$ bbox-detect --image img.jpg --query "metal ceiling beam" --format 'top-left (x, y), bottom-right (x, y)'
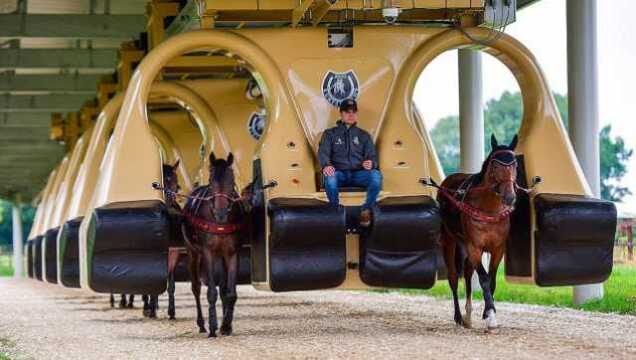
top-left (0, 73), bottom-right (101, 94)
top-left (0, 94), bottom-right (91, 112)
top-left (0, 14), bottom-right (146, 38)
top-left (0, 113), bottom-right (51, 126)
top-left (0, 48), bottom-right (118, 69)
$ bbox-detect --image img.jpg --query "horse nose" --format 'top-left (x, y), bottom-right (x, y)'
top-left (504, 195), bottom-right (516, 206)
top-left (214, 208), bottom-right (229, 223)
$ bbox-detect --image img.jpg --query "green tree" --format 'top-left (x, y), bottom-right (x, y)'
top-left (430, 91), bottom-right (632, 201)
top-left (600, 125), bottom-right (633, 201)
top-left (0, 200), bottom-right (36, 250)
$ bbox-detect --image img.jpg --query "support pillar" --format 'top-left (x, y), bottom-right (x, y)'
top-left (12, 203), bottom-right (23, 278)
top-left (458, 49), bottom-right (484, 173)
top-left (458, 49), bottom-right (485, 291)
top-left (567, 0), bottom-right (603, 305)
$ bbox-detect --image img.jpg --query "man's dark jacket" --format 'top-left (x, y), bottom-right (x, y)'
top-left (318, 121), bottom-right (378, 171)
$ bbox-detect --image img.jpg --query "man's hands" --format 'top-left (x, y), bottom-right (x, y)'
top-left (323, 165), bottom-right (336, 177)
top-left (324, 161), bottom-right (372, 175)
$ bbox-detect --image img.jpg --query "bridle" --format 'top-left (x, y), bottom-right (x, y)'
top-left (421, 150), bottom-right (536, 223)
top-left (152, 182), bottom-right (245, 235)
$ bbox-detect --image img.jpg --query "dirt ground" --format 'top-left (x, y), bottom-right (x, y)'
top-left (1, 278), bottom-right (635, 360)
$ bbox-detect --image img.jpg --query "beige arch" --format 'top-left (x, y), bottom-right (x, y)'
top-left (40, 157), bottom-right (70, 234)
top-left (77, 81), bottom-right (229, 290)
top-left (67, 81), bottom-right (223, 223)
top-left (149, 119), bottom-right (193, 193)
top-left (91, 30), bottom-right (304, 207)
top-left (28, 168), bottom-right (58, 239)
top-left (50, 126), bottom-right (94, 231)
top-left (387, 27), bottom-right (590, 197)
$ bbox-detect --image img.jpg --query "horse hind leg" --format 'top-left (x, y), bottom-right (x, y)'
top-left (442, 234), bottom-right (463, 326)
top-left (190, 255), bottom-right (206, 333)
top-left (462, 260), bottom-right (474, 329)
top-left (119, 294), bottom-right (127, 308)
top-left (167, 250), bottom-right (180, 320)
top-left (109, 294), bottom-right (115, 308)
top-left (127, 294), bottom-right (135, 308)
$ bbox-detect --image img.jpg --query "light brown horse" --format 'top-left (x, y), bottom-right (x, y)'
top-left (181, 152), bottom-right (249, 338)
top-left (438, 134), bottom-right (519, 330)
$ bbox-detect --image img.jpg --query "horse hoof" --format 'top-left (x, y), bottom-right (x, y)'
top-left (148, 312), bottom-right (157, 319)
top-left (485, 309), bottom-right (498, 330)
top-left (462, 317), bottom-right (472, 329)
top-left (198, 327), bottom-right (207, 333)
top-left (453, 314), bottom-right (464, 327)
top-left (220, 325), bottom-right (232, 336)
top-left (127, 304), bottom-right (134, 309)
top-left (169, 316), bottom-right (176, 321)
top-left (208, 331), bottom-right (217, 338)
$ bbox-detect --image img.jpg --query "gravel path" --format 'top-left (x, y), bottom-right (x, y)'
top-left (1, 278), bottom-right (635, 360)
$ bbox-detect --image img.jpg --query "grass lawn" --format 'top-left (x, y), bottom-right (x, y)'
top-left (0, 255), bottom-right (13, 277)
top-left (399, 264), bottom-right (636, 315)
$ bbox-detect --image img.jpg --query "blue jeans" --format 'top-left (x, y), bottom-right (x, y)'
top-left (324, 169), bottom-right (382, 209)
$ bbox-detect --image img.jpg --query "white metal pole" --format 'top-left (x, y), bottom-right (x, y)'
top-left (567, 0), bottom-right (604, 305)
top-left (458, 49), bottom-right (485, 291)
top-left (12, 203), bottom-right (23, 278)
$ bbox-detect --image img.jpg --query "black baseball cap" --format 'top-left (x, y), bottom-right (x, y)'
top-left (339, 98), bottom-right (358, 112)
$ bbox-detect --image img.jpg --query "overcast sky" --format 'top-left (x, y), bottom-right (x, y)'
top-left (413, 0), bottom-right (636, 212)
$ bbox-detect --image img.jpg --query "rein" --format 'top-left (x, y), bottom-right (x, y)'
top-left (153, 182), bottom-right (245, 235)
top-left (420, 150), bottom-right (536, 223)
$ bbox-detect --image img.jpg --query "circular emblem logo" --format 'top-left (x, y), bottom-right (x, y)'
top-left (247, 111), bottom-right (266, 140)
top-left (321, 70), bottom-right (359, 107)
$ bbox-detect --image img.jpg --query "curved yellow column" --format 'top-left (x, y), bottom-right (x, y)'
top-left (28, 168), bottom-right (58, 239)
top-left (391, 27), bottom-right (589, 196)
top-left (149, 120), bottom-right (193, 193)
top-left (94, 30), bottom-right (301, 206)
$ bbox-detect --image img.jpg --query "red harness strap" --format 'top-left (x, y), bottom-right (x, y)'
top-left (436, 187), bottom-right (514, 223)
top-left (183, 213), bottom-right (243, 235)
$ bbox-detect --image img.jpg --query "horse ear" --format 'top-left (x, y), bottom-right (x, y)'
top-left (509, 135), bottom-right (519, 150)
top-left (227, 152), bottom-right (234, 166)
top-left (490, 134), bottom-right (499, 149)
top-left (209, 152), bottom-right (216, 163)
top-left (173, 159), bottom-right (180, 170)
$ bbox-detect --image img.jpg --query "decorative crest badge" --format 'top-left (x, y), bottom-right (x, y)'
top-left (321, 70), bottom-right (359, 107)
top-left (247, 111), bottom-right (266, 140)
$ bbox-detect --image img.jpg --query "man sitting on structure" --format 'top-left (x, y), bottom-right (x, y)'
top-left (318, 99), bottom-right (382, 227)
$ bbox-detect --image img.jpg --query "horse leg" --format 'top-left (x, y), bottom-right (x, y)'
top-left (167, 249), bottom-right (179, 320)
top-left (217, 258), bottom-right (228, 324)
top-left (148, 295), bottom-right (158, 318)
top-left (109, 294), bottom-right (115, 308)
top-left (220, 253), bottom-right (238, 336)
top-left (203, 250), bottom-right (219, 338)
top-left (142, 294), bottom-right (150, 317)
top-left (462, 260), bottom-right (475, 329)
top-left (189, 254), bottom-right (206, 333)
top-left (127, 294), bottom-right (135, 308)
top-left (475, 263), bottom-right (497, 329)
top-left (488, 246), bottom-right (505, 297)
top-left (441, 233), bottom-right (463, 326)
top-left (119, 294), bottom-right (127, 308)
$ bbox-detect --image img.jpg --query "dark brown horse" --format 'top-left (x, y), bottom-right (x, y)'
top-left (438, 134), bottom-right (519, 330)
top-left (144, 161), bottom-right (187, 319)
top-left (181, 152), bottom-right (248, 338)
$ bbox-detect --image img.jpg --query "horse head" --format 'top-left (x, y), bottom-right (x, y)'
top-left (483, 134), bottom-right (519, 207)
top-left (208, 152), bottom-right (236, 224)
top-left (162, 160), bottom-right (181, 205)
